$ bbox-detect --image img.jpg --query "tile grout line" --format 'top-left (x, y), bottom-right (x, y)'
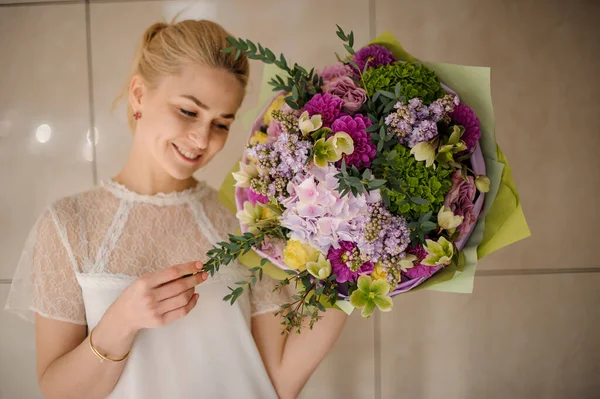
top-left (85, 0), bottom-right (99, 186)
top-left (0, 0), bottom-right (179, 6)
top-left (0, 0), bottom-right (82, 7)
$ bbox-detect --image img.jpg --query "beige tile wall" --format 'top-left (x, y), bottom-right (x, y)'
top-left (0, 0), bottom-right (598, 398)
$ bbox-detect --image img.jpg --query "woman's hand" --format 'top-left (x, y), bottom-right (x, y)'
top-left (109, 261), bottom-right (208, 335)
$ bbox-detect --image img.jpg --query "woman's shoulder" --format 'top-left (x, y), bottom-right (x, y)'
top-left (42, 185), bottom-right (117, 225)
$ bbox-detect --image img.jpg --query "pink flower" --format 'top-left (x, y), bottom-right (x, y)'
top-left (303, 93), bottom-right (344, 127)
top-left (327, 240), bottom-right (374, 283)
top-left (318, 62), bottom-right (352, 83)
top-left (248, 188), bottom-right (268, 205)
top-left (403, 245), bottom-right (439, 279)
top-left (444, 170), bottom-right (477, 239)
top-left (267, 121), bottom-right (284, 141)
top-left (324, 76), bottom-right (367, 114)
top-left (450, 103), bottom-right (481, 153)
top-left (331, 115), bottom-right (376, 169)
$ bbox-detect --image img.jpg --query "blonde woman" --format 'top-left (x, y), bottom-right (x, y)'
top-left (5, 20), bottom-right (347, 399)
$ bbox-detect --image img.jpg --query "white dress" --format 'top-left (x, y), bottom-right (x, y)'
top-left (5, 180), bottom-right (289, 399)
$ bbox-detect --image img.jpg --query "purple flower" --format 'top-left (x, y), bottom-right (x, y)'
top-left (450, 102), bottom-right (481, 153)
top-left (385, 95), bottom-right (459, 148)
top-left (248, 188), bottom-right (269, 205)
top-left (351, 44), bottom-right (396, 74)
top-left (327, 241), bottom-right (374, 283)
top-left (323, 76), bottom-right (367, 114)
top-left (303, 93), bottom-right (344, 127)
top-left (318, 62), bottom-right (352, 83)
top-left (444, 170), bottom-right (477, 239)
top-left (403, 245), bottom-right (438, 279)
top-left (355, 201), bottom-right (410, 288)
top-left (331, 115), bottom-right (376, 169)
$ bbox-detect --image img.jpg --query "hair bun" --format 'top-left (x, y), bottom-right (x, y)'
top-left (143, 22), bottom-right (168, 47)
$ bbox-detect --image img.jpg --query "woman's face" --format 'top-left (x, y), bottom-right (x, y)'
top-left (131, 64), bottom-right (245, 180)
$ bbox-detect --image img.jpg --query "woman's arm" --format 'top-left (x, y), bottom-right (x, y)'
top-left (36, 308), bottom-right (135, 399)
top-left (36, 261), bottom-right (206, 399)
top-left (252, 309), bottom-right (348, 399)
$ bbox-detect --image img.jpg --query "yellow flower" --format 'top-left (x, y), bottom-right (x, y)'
top-left (263, 95), bottom-right (286, 125)
top-left (250, 131), bottom-right (269, 145)
top-left (371, 263), bottom-right (388, 281)
top-left (282, 240), bottom-right (320, 271)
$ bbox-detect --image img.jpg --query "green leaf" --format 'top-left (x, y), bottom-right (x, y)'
top-left (226, 36), bottom-right (239, 47)
top-left (292, 85), bottom-right (299, 100)
top-left (221, 47), bottom-right (235, 54)
top-left (246, 40), bottom-right (257, 53)
top-left (410, 196), bottom-right (429, 205)
top-left (384, 101), bottom-right (396, 114)
top-left (380, 91), bottom-right (396, 100)
top-left (344, 44), bottom-right (355, 55)
top-left (265, 48), bottom-right (276, 61)
top-left (368, 179), bottom-right (387, 189)
top-left (348, 31), bottom-right (354, 47)
top-left (421, 221), bottom-right (437, 231)
top-left (237, 38), bottom-right (248, 50)
top-left (394, 82), bottom-right (402, 98)
top-left (234, 49), bottom-right (241, 60)
top-left (285, 96), bottom-right (299, 110)
top-left (349, 61), bottom-right (360, 72)
top-left (336, 25), bottom-right (347, 41)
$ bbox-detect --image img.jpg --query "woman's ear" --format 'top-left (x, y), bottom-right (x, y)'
top-left (128, 75), bottom-right (145, 112)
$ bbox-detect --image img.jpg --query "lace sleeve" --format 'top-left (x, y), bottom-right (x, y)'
top-left (4, 206), bottom-right (86, 325)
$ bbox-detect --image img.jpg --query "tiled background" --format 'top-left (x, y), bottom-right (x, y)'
top-left (0, 0), bottom-right (599, 398)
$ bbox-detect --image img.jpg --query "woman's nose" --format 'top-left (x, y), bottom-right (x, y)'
top-left (189, 126), bottom-right (209, 149)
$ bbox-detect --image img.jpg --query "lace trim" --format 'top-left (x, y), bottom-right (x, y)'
top-left (92, 200), bottom-right (133, 273)
top-left (100, 179), bottom-right (209, 206)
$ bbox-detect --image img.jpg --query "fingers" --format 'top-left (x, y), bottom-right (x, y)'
top-left (157, 287), bottom-right (195, 314)
top-left (161, 292), bottom-right (200, 325)
top-left (147, 261), bottom-right (204, 287)
top-left (154, 271), bottom-right (208, 302)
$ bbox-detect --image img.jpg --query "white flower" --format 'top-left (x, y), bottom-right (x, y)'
top-left (232, 162), bottom-right (259, 188)
top-left (298, 111), bottom-right (323, 137)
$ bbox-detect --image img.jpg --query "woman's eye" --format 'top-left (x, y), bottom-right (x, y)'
top-left (179, 108), bottom-right (197, 118)
top-left (215, 123), bottom-right (230, 131)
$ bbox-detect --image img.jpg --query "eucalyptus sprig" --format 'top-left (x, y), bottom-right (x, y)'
top-left (335, 24), bottom-right (355, 57)
top-left (275, 270), bottom-right (340, 334)
top-left (203, 224), bottom-right (287, 305)
top-left (334, 159), bottom-right (387, 197)
top-left (222, 37), bottom-right (322, 110)
top-left (362, 82), bottom-right (406, 153)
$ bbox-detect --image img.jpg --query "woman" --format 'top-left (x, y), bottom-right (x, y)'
top-left (5, 19), bottom-right (348, 399)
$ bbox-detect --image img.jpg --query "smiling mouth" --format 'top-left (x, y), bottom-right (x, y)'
top-left (172, 143), bottom-right (202, 163)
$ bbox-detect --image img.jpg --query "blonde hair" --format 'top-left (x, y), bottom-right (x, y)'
top-left (116, 19), bottom-right (250, 130)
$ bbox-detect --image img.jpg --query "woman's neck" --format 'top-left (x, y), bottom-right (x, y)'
top-left (113, 144), bottom-right (198, 196)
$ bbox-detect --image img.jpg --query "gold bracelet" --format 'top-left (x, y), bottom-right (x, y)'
top-left (88, 327), bottom-right (130, 363)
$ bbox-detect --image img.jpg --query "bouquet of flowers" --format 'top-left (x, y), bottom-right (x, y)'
top-left (203, 26), bottom-right (529, 334)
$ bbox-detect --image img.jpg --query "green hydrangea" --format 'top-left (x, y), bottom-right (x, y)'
top-left (374, 144), bottom-right (453, 221)
top-left (363, 62), bottom-right (446, 105)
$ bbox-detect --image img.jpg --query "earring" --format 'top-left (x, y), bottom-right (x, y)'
top-left (133, 111), bottom-right (142, 120)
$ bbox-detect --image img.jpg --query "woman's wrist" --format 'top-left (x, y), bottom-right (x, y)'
top-left (91, 305), bottom-right (138, 360)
